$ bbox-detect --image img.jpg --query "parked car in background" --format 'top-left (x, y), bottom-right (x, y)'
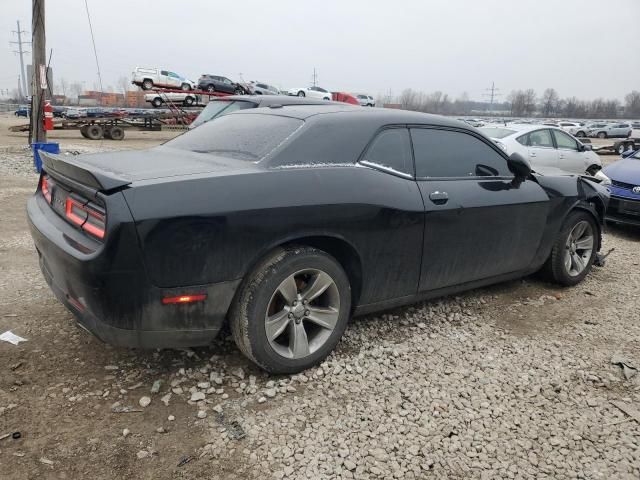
top-left (248, 81), bottom-right (280, 95)
top-left (52, 106), bottom-right (66, 118)
top-left (602, 149), bottom-right (640, 225)
top-left (189, 95), bottom-right (347, 129)
top-left (332, 92), bottom-right (360, 105)
top-left (14, 105), bottom-right (30, 117)
top-left (287, 86), bottom-right (332, 100)
top-left (197, 75), bottom-right (248, 94)
top-left (63, 108), bottom-right (85, 119)
top-left (28, 107), bottom-right (608, 373)
top-left (480, 124), bottom-right (602, 176)
top-left (355, 94), bottom-right (375, 107)
top-left (132, 67), bottom-right (195, 91)
top-left (631, 121), bottom-right (640, 129)
top-left (557, 121), bottom-right (583, 135)
top-left (144, 92), bottom-right (198, 108)
top-left (588, 122), bottom-right (632, 139)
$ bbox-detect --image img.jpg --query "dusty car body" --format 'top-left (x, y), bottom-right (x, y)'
top-left (28, 106), bottom-right (608, 373)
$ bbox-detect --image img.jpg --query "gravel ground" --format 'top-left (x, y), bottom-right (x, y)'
top-left (0, 130), bottom-right (639, 479)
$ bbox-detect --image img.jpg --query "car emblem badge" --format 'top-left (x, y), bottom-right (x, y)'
top-left (633, 186), bottom-right (640, 194)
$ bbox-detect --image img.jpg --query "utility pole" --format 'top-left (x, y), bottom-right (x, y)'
top-left (10, 20), bottom-right (31, 99)
top-left (311, 68), bottom-right (318, 87)
top-left (30, 0), bottom-right (46, 143)
top-left (482, 81), bottom-right (501, 115)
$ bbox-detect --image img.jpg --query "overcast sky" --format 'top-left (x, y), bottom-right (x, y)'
top-left (2, 0), bottom-right (638, 101)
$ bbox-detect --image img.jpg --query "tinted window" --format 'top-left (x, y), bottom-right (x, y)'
top-left (411, 128), bottom-right (510, 178)
top-left (160, 70), bottom-right (168, 75)
top-left (516, 134), bottom-right (529, 146)
top-left (362, 128), bottom-right (413, 176)
top-left (528, 129), bottom-right (554, 148)
top-left (257, 83), bottom-right (268, 89)
top-left (553, 130), bottom-right (578, 150)
top-left (167, 113), bottom-right (303, 161)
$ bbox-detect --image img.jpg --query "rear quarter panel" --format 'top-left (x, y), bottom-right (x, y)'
top-left (123, 166), bottom-right (425, 305)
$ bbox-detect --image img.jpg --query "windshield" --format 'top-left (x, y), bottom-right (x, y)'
top-left (167, 113), bottom-right (304, 161)
top-left (190, 100), bottom-right (255, 129)
top-left (479, 127), bottom-right (516, 139)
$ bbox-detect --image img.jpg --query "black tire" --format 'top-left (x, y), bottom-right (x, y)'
top-left (544, 210), bottom-right (598, 286)
top-left (617, 143), bottom-right (626, 155)
top-left (323, 97), bottom-right (330, 101)
top-left (183, 96), bottom-right (195, 107)
top-left (575, 131), bottom-right (586, 138)
top-left (597, 131), bottom-right (607, 139)
top-left (151, 98), bottom-right (163, 108)
top-left (229, 245), bottom-right (351, 374)
top-left (206, 85), bottom-right (216, 93)
top-left (181, 83), bottom-right (191, 91)
top-left (104, 127), bottom-right (113, 140)
top-left (234, 87), bottom-right (244, 95)
top-left (142, 79), bottom-right (153, 90)
top-left (80, 125), bottom-right (90, 138)
top-left (85, 124), bottom-right (103, 140)
top-left (109, 126), bottom-right (124, 141)
top-left (297, 91), bottom-right (305, 97)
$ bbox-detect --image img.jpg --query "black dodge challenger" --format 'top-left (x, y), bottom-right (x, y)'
top-left (28, 105), bottom-right (609, 373)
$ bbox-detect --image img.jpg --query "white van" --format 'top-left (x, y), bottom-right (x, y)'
top-left (131, 67), bottom-right (196, 91)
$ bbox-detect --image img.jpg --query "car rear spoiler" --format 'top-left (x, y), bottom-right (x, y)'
top-left (41, 152), bottom-right (131, 192)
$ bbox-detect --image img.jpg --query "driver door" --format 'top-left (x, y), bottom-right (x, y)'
top-left (552, 129), bottom-right (588, 174)
top-left (411, 127), bottom-right (550, 291)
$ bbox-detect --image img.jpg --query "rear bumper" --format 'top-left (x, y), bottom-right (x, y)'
top-left (27, 193), bottom-right (240, 349)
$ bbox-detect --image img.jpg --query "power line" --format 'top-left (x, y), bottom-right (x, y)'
top-left (84, 0), bottom-right (104, 96)
top-left (10, 20), bottom-right (31, 98)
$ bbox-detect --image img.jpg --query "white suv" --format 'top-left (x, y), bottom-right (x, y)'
top-left (355, 94), bottom-right (375, 107)
top-left (132, 67), bottom-right (196, 91)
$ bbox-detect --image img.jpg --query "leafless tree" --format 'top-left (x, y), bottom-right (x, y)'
top-left (69, 82), bottom-right (83, 102)
top-left (540, 88), bottom-right (560, 117)
top-left (117, 76), bottom-right (130, 99)
top-left (625, 90), bottom-right (640, 116)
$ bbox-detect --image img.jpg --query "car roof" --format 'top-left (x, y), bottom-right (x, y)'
top-left (229, 104), bottom-right (471, 128)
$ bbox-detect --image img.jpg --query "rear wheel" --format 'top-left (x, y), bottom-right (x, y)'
top-left (235, 87), bottom-right (244, 95)
top-left (80, 125), bottom-right (90, 138)
top-left (230, 246), bottom-right (351, 374)
top-left (597, 131), bottom-right (607, 139)
top-left (151, 98), bottom-right (162, 108)
top-left (544, 211), bottom-right (598, 286)
top-left (575, 131), bottom-right (586, 138)
top-left (297, 91), bottom-right (305, 97)
top-left (142, 79), bottom-right (153, 90)
top-left (181, 83), bottom-right (191, 91)
top-left (85, 124), bottom-right (104, 140)
top-left (207, 85), bottom-right (216, 93)
top-left (617, 143), bottom-right (627, 155)
top-left (109, 126), bottom-right (124, 141)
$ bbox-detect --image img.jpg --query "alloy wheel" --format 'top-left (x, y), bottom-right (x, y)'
top-left (265, 269), bottom-right (340, 359)
top-left (564, 220), bottom-right (594, 277)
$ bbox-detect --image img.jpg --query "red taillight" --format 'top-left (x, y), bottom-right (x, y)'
top-left (65, 197), bottom-right (106, 239)
top-left (41, 176), bottom-right (52, 204)
top-left (161, 294), bottom-right (207, 305)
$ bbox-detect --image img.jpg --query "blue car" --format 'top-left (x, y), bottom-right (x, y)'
top-left (603, 149), bottom-right (640, 225)
top-left (14, 105), bottom-right (31, 117)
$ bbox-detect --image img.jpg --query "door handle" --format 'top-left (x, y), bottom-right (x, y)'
top-left (529, 152), bottom-right (537, 157)
top-left (429, 191), bottom-right (448, 205)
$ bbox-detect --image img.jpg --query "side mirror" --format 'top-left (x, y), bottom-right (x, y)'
top-left (507, 152), bottom-right (532, 179)
top-left (578, 143), bottom-right (592, 151)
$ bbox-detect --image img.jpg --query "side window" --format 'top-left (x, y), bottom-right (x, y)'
top-left (160, 70), bottom-right (168, 76)
top-left (362, 128), bottom-right (413, 176)
top-left (516, 134), bottom-right (529, 146)
top-left (553, 130), bottom-right (579, 150)
top-left (411, 128), bottom-right (511, 178)
top-left (528, 129), bottom-right (554, 148)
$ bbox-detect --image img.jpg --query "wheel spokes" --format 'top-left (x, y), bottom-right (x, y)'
top-left (289, 321), bottom-right (310, 357)
top-left (575, 237), bottom-right (593, 251)
top-left (301, 272), bottom-right (333, 302)
top-left (305, 306), bottom-right (339, 330)
top-left (571, 252), bottom-right (585, 273)
top-left (265, 309), bottom-right (291, 342)
top-left (277, 275), bottom-right (298, 304)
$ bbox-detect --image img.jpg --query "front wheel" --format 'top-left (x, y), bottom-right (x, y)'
top-left (181, 83), bottom-right (191, 91)
top-left (151, 98), bottom-right (162, 108)
top-left (141, 79), bottom-right (153, 90)
top-left (575, 131), bottom-right (586, 138)
top-left (297, 91), bottom-right (306, 97)
top-left (230, 246), bottom-right (351, 374)
top-left (597, 132), bottom-right (607, 139)
top-left (544, 211), bottom-right (598, 286)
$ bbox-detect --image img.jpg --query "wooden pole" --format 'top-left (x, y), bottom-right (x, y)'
top-left (30, 0), bottom-right (46, 143)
